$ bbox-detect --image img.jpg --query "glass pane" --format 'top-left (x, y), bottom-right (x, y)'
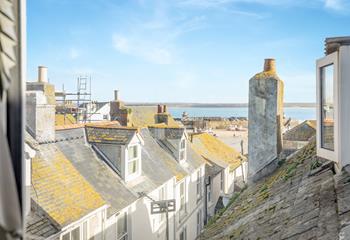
top-left (62, 233), bottom-right (70, 240)
top-left (320, 64), bottom-right (335, 151)
top-left (128, 160), bottom-right (137, 175)
top-left (128, 145), bottom-right (138, 160)
top-left (71, 227), bottom-right (80, 240)
top-left (83, 222), bottom-right (87, 240)
top-left (117, 213), bottom-right (127, 238)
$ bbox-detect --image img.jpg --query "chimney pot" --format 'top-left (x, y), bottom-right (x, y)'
top-left (263, 59), bottom-right (276, 72)
top-left (157, 105), bottom-right (163, 114)
top-left (38, 66), bottom-right (48, 83)
top-left (163, 105), bottom-right (167, 113)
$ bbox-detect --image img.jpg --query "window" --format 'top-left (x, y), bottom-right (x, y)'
top-left (320, 64), bottom-right (335, 151)
top-left (179, 139), bottom-right (186, 161)
top-left (220, 171), bottom-right (224, 191)
top-left (61, 226), bottom-right (81, 240)
top-left (196, 169), bottom-right (201, 200)
top-left (128, 145), bottom-right (139, 175)
top-left (82, 221), bottom-right (87, 240)
top-left (71, 227), bottom-right (80, 240)
top-left (179, 181), bottom-right (186, 218)
top-left (179, 227), bottom-right (187, 240)
top-left (197, 209), bottom-right (202, 236)
top-left (88, 214), bottom-right (100, 240)
top-left (207, 182), bottom-right (211, 203)
top-left (117, 212), bottom-right (128, 240)
top-left (103, 114), bottom-right (108, 120)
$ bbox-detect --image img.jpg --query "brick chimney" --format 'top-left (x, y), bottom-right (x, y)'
top-left (248, 59), bottom-right (284, 182)
top-left (155, 104), bottom-right (169, 124)
top-left (110, 90), bottom-right (131, 126)
top-left (26, 66), bottom-right (56, 143)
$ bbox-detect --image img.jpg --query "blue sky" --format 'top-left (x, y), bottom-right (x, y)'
top-left (28, 0), bottom-right (350, 103)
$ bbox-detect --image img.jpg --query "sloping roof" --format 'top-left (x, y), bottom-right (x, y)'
top-left (31, 143), bottom-right (106, 227)
top-left (190, 133), bottom-right (245, 171)
top-left (85, 126), bottom-right (138, 144)
top-left (200, 140), bottom-right (346, 240)
top-left (128, 106), bottom-right (179, 127)
top-left (55, 114), bottom-right (76, 126)
top-left (26, 204), bottom-right (60, 239)
top-left (55, 127), bottom-right (184, 213)
top-left (283, 120), bottom-right (316, 141)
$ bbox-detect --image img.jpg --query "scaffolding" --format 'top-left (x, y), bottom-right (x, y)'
top-left (55, 75), bottom-right (92, 124)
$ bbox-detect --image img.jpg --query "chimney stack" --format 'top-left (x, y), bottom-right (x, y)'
top-left (114, 90), bottom-right (119, 101)
top-left (163, 105), bottom-right (167, 113)
top-left (248, 59), bottom-right (284, 182)
top-left (157, 104), bottom-right (163, 114)
top-left (38, 66), bottom-right (48, 83)
top-left (26, 66), bottom-right (56, 143)
top-left (263, 58), bottom-right (276, 73)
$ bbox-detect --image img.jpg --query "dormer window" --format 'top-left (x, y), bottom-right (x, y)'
top-left (85, 126), bottom-right (144, 182)
top-left (128, 145), bottom-right (139, 175)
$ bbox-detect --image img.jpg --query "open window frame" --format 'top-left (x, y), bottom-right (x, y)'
top-left (316, 51), bottom-right (339, 162)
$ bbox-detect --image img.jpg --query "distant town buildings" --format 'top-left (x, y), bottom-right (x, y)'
top-left (24, 69), bottom-right (246, 240)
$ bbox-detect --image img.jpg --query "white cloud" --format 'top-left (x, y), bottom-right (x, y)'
top-left (69, 48), bottom-right (80, 59)
top-left (324, 0), bottom-right (346, 10)
top-left (112, 34), bottom-right (173, 64)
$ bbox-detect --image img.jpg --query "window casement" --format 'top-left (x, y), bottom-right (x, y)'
top-left (179, 226), bottom-right (187, 240)
top-left (179, 181), bottom-right (186, 219)
top-left (207, 182), bottom-right (212, 203)
top-left (127, 145), bottom-right (139, 175)
top-left (179, 139), bottom-right (186, 161)
top-left (220, 171), bottom-right (224, 191)
top-left (117, 212), bottom-right (128, 240)
top-left (61, 226), bottom-right (81, 240)
top-left (316, 51), bottom-right (338, 162)
top-left (196, 209), bottom-right (202, 236)
top-left (159, 185), bottom-right (167, 223)
top-left (196, 169), bottom-right (202, 200)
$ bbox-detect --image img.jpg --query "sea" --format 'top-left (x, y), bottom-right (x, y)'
top-left (169, 107), bottom-right (316, 121)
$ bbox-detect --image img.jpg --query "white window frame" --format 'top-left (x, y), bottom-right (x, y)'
top-left (196, 169), bottom-right (202, 200)
top-left (179, 139), bottom-right (186, 161)
top-left (316, 51), bottom-right (339, 162)
top-left (179, 226), bottom-right (187, 240)
top-left (117, 212), bottom-right (128, 240)
top-left (196, 209), bottom-right (202, 236)
top-left (207, 182), bottom-right (212, 203)
top-left (179, 181), bottom-right (187, 219)
top-left (127, 144), bottom-right (139, 176)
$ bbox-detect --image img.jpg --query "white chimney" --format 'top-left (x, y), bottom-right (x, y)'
top-left (114, 90), bottom-right (119, 101)
top-left (38, 66), bottom-right (48, 83)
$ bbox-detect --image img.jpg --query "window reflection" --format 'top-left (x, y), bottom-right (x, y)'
top-left (320, 64), bottom-right (334, 151)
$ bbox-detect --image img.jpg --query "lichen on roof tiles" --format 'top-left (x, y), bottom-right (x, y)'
top-left (55, 114), bottom-right (76, 126)
top-left (85, 126), bottom-right (137, 144)
top-left (190, 133), bottom-right (245, 171)
top-left (200, 140), bottom-right (342, 240)
top-left (31, 146), bottom-right (105, 227)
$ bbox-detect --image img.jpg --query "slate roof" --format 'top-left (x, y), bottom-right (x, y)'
top-left (85, 126), bottom-right (138, 144)
top-left (201, 140), bottom-right (350, 240)
top-left (128, 106), bottom-right (179, 127)
top-left (283, 120), bottom-right (316, 142)
top-left (31, 141), bottom-right (106, 228)
top-left (190, 133), bottom-right (245, 172)
top-left (25, 204), bottom-right (60, 240)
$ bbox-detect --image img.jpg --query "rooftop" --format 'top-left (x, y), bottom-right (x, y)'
top-left (201, 140), bottom-right (350, 239)
top-left (190, 133), bottom-right (245, 172)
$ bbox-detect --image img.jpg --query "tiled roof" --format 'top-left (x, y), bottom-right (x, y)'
top-left (283, 120), bottom-right (316, 141)
top-left (85, 126), bottom-right (137, 144)
top-left (128, 106), bottom-right (179, 127)
top-left (55, 114), bottom-right (76, 126)
top-left (31, 143), bottom-right (106, 227)
top-left (190, 133), bottom-right (245, 171)
top-left (201, 140), bottom-right (350, 240)
top-left (25, 204), bottom-right (60, 239)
